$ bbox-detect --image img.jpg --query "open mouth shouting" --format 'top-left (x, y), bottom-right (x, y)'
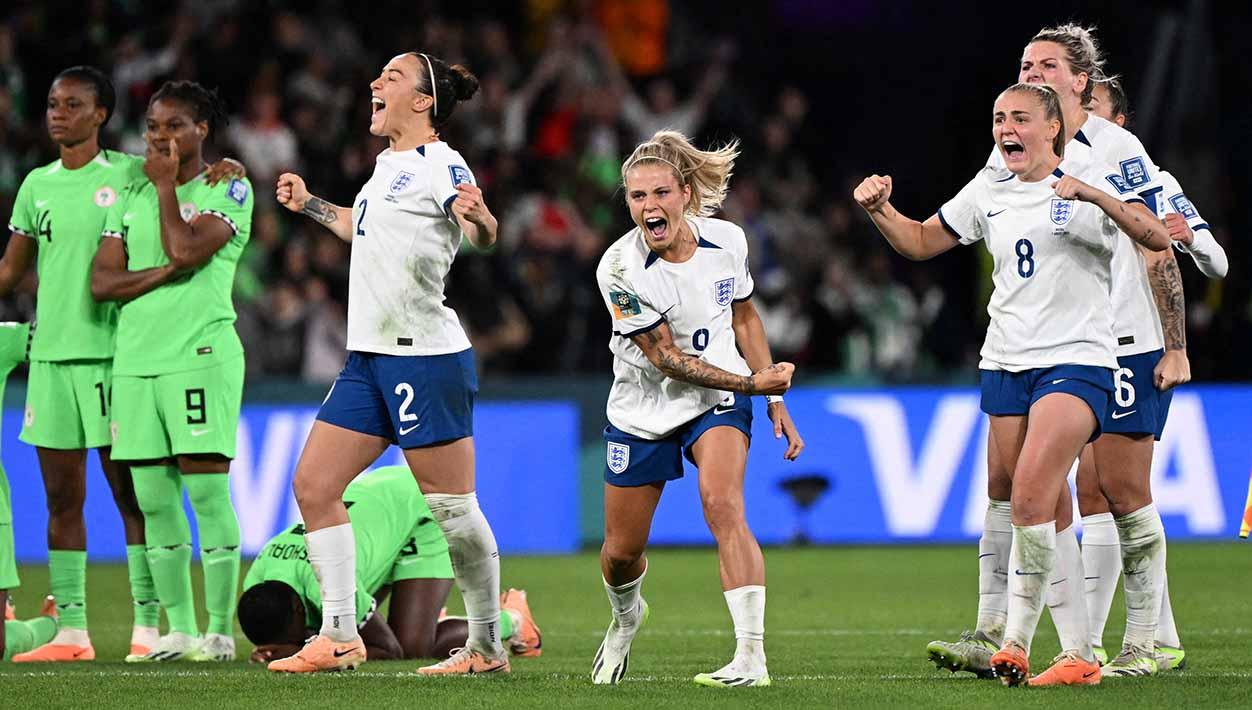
top-left (644, 215), bottom-right (668, 240)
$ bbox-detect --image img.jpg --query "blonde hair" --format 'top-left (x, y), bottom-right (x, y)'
top-left (1027, 24), bottom-right (1107, 105)
top-left (1002, 82), bottom-right (1067, 158)
top-left (621, 130), bottom-right (739, 217)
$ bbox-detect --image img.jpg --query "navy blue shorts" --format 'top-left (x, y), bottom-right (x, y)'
top-left (603, 393), bottom-right (754, 487)
top-left (1105, 349), bottom-right (1173, 440)
top-left (980, 365), bottom-right (1113, 442)
top-left (317, 350), bottom-right (477, 449)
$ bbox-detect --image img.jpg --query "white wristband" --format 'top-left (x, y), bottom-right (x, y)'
top-left (765, 395), bottom-right (784, 405)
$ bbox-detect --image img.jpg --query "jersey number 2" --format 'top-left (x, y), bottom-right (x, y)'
top-left (356, 198), bottom-right (368, 237)
top-left (394, 383), bottom-right (418, 423)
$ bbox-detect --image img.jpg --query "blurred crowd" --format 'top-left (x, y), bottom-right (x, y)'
top-left (0, 1), bottom-right (1243, 383)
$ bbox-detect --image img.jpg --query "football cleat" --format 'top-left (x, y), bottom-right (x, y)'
top-left (1154, 643), bottom-right (1186, 671)
top-left (1092, 645), bottom-right (1108, 665)
top-left (501, 588), bottom-right (542, 657)
top-left (189, 633), bottom-right (236, 662)
top-left (694, 657), bottom-right (771, 688)
top-left (926, 630), bottom-right (998, 678)
top-left (1101, 645), bottom-right (1158, 678)
top-left (989, 641), bottom-right (1030, 686)
top-left (591, 598), bottom-right (649, 685)
top-left (417, 646), bottom-right (510, 675)
top-left (268, 634), bottom-right (366, 673)
top-left (134, 632), bottom-right (202, 662)
top-left (11, 641), bottom-right (95, 662)
top-left (1029, 650), bottom-right (1101, 686)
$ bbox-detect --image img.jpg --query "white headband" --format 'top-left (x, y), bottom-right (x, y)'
top-left (419, 53), bottom-right (438, 117)
top-left (626, 154), bottom-right (683, 176)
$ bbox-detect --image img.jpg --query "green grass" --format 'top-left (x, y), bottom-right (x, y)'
top-left (2, 543), bottom-right (1249, 709)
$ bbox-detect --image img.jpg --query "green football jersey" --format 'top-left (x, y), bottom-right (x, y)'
top-left (243, 467), bottom-right (436, 629)
top-left (7, 151), bottom-right (144, 361)
top-left (0, 321), bottom-right (29, 526)
top-left (104, 173), bottom-right (253, 376)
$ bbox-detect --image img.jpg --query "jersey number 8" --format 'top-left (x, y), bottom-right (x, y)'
top-left (1015, 238), bottom-right (1035, 278)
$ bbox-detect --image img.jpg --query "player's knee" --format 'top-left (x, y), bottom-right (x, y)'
top-left (291, 471), bottom-right (329, 512)
top-left (700, 493), bottom-right (745, 535)
top-left (601, 540), bottom-right (644, 573)
top-left (45, 485), bottom-right (86, 518)
top-left (1076, 487), bottom-right (1109, 516)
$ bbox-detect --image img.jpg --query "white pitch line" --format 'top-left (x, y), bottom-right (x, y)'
top-left (7, 670), bottom-right (1252, 681)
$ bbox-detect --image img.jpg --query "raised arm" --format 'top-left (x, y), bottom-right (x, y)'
top-left (630, 320), bottom-right (792, 396)
top-left (276, 172), bottom-right (353, 242)
top-left (449, 183), bottom-right (497, 250)
top-left (0, 233), bottom-right (37, 296)
top-left (1166, 214), bottom-right (1228, 279)
top-left (90, 236), bottom-right (177, 302)
top-left (852, 175), bottom-right (959, 261)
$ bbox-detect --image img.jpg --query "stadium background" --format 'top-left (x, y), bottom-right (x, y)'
top-left (1, 0), bottom-right (1250, 560)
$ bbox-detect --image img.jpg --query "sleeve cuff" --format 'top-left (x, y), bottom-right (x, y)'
top-left (936, 208), bottom-right (966, 242)
top-left (101, 230), bottom-right (123, 239)
top-left (616, 317), bottom-right (665, 339)
top-left (201, 210), bottom-right (239, 235)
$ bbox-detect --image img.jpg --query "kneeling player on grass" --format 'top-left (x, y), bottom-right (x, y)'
top-left (240, 466), bottom-right (541, 665)
top-left (0, 322), bottom-right (61, 660)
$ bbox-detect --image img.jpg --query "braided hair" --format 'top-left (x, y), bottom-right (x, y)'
top-left (54, 66), bottom-right (116, 125)
top-left (149, 80), bottom-right (230, 139)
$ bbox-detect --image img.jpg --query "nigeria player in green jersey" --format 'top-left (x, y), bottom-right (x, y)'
top-left (91, 80), bottom-right (252, 663)
top-left (2, 67), bottom-right (243, 663)
top-left (239, 466), bottom-right (542, 663)
top-left (0, 321), bottom-right (61, 661)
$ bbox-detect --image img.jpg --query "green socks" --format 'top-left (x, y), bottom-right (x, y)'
top-left (3, 616), bottom-right (58, 659)
top-left (499, 608), bottom-right (515, 641)
top-left (182, 473), bottom-right (240, 637)
top-left (126, 544), bottom-right (160, 628)
top-left (132, 464), bottom-right (198, 636)
top-left (48, 549), bottom-right (87, 631)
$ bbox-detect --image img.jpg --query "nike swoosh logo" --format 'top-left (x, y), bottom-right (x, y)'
top-left (1050, 577), bottom-right (1067, 585)
top-left (190, 429), bottom-right (212, 437)
top-left (713, 406), bottom-right (734, 415)
top-left (1051, 378), bottom-right (1068, 385)
top-left (35, 200), bottom-right (50, 208)
top-left (978, 553), bottom-right (995, 559)
top-left (332, 648), bottom-right (357, 658)
top-left (1084, 576), bottom-right (1100, 580)
top-left (123, 212), bottom-right (135, 220)
top-left (1014, 570), bottom-right (1042, 576)
top-left (399, 424), bottom-right (420, 435)
top-left (986, 209), bottom-right (1006, 218)
top-left (1083, 670), bottom-right (1097, 678)
top-left (1111, 410), bottom-right (1138, 420)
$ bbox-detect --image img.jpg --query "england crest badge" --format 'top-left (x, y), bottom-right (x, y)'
top-left (714, 277), bottom-right (735, 307)
top-left (390, 171), bottom-right (415, 194)
top-left (1050, 199), bottom-right (1074, 226)
top-left (607, 443), bottom-right (630, 474)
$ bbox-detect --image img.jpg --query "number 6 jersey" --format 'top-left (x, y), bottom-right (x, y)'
top-left (596, 217), bottom-right (754, 439)
top-left (937, 147), bottom-right (1142, 373)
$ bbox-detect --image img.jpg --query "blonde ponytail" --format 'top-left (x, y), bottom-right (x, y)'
top-left (622, 130), bottom-right (739, 217)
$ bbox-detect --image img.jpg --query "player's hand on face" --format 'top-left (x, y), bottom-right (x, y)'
top-left (751, 362), bottom-right (794, 396)
top-left (1154, 349), bottom-right (1191, 391)
top-left (144, 137), bottom-right (180, 185)
top-left (275, 173), bottom-right (310, 212)
top-left (1164, 213), bottom-right (1194, 246)
top-left (853, 175), bottom-right (892, 213)
top-left (451, 183), bottom-right (489, 225)
top-left (205, 158), bottom-right (247, 186)
top-left (768, 401), bottom-right (804, 460)
top-left (1051, 175), bottom-right (1097, 202)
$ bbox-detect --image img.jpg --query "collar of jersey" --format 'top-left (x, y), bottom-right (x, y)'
top-left (644, 221), bottom-right (721, 268)
top-left (995, 166), bottom-right (1065, 184)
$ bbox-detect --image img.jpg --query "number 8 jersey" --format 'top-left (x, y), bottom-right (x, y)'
top-left (938, 148), bottom-right (1142, 372)
top-left (596, 217), bottom-right (754, 439)
top-left (347, 142), bottom-right (475, 356)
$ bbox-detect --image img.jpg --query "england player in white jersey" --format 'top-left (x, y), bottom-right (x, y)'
top-left (269, 52), bottom-right (510, 676)
top-left (855, 82), bottom-right (1171, 687)
top-left (1071, 77), bottom-right (1228, 675)
top-left (925, 25), bottom-right (1192, 683)
top-left (591, 131), bottom-right (802, 688)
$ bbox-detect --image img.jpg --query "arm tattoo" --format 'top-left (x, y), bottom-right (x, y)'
top-left (1148, 253), bottom-right (1187, 350)
top-left (655, 347), bottom-right (755, 393)
top-left (301, 196), bottom-right (338, 224)
top-left (1113, 203), bottom-right (1162, 248)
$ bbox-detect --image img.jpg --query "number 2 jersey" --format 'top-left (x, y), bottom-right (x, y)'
top-left (940, 147), bottom-right (1143, 372)
top-left (596, 217), bottom-right (754, 439)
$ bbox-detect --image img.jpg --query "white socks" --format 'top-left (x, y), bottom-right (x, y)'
top-left (1046, 525), bottom-right (1093, 660)
top-left (976, 500), bottom-right (1012, 644)
top-left (1157, 572), bottom-right (1181, 647)
top-left (1079, 512), bottom-right (1120, 649)
top-left (724, 585), bottom-right (766, 668)
top-left (305, 523), bottom-right (358, 642)
top-left (604, 564), bottom-right (646, 630)
top-left (1004, 521), bottom-right (1055, 653)
top-left (1115, 503), bottom-right (1167, 651)
top-left (427, 492), bottom-right (504, 656)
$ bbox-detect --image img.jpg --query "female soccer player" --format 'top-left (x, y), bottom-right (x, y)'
top-left (855, 82), bottom-right (1171, 686)
top-left (91, 80), bottom-right (253, 662)
top-left (268, 52), bottom-right (504, 675)
top-left (3, 67), bottom-right (241, 662)
top-left (927, 25), bottom-right (1190, 683)
top-left (592, 130), bottom-right (802, 688)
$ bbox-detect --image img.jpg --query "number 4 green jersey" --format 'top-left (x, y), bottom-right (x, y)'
top-left (102, 173), bottom-right (253, 376)
top-left (7, 151), bottom-right (145, 362)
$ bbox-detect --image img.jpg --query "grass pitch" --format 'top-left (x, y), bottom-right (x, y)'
top-left (3, 543), bottom-right (1249, 709)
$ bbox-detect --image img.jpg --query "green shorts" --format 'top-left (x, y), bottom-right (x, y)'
top-left (0, 467), bottom-right (18, 589)
top-left (20, 360), bottom-right (113, 450)
top-left (111, 356), bottom-right (244, 460)
top-left (386, 516), bottom-right (453, 583)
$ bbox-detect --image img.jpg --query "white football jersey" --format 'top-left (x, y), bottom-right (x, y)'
top-left (346, 143), bottom-right (474, 356)
top-left (1158, 168), bottom-right (1226, 279)
top-left (596, 217), bottom-right (754, 439)
top-left (940, 151), bottom-right (1140, 372)
top-left (988, 114), bottom-right (1166, 356)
